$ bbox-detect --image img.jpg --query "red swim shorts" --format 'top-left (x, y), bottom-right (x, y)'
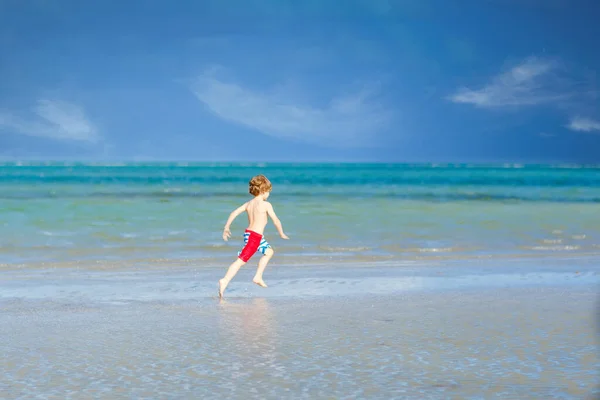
top-left (238, 229), bottom-right (263, 262)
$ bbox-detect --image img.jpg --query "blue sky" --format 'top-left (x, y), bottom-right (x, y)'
top-left (0, 0), bottom-right (599, 163)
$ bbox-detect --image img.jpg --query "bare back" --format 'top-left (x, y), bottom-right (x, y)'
top-left (245, 197), bottom-right (269, 235)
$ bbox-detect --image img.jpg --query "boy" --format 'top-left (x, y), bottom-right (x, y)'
top-left (218, 174), bottom-right (289, 298)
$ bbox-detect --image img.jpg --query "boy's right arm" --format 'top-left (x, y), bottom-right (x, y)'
top-left (223, 203), bottom-right (247, 241)
top-left (266, 203), bottom-right (289, 239)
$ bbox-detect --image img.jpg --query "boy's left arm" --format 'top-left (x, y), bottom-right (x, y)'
top-left (266, 202), bottom-right (289, 239)
top-left (223, 203), bottom-right (246, 241)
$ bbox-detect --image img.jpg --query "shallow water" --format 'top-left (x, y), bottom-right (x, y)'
top-left (1, 163), bottom-right (600, 266)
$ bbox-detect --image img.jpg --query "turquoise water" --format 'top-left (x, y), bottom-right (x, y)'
top-left (1, 163), bottom-right (599, 266)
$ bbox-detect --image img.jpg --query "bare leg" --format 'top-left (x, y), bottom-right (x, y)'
top-left (253, 248), bottom-right (274, 288)
top-left (219, 258), bottom-right (246, 298)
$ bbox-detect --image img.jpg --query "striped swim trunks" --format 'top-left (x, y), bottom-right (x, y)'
top-left (238, 229), bottom-right (271, 262)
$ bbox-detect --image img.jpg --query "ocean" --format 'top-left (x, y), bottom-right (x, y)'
top-left (1, 162), bottom-right (599, 267)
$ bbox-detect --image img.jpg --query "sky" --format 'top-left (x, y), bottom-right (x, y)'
top-left (0, 0), bottom-right (599, 163)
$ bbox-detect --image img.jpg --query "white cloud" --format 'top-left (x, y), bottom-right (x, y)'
top-left (567, 116), bottom-right (600, 133)
top-left (190, 67), bottom-right (391, 147)
top-left (0, 99), bottom-right (100, 143)
top-left (448, 57), bottom-right (570, 108)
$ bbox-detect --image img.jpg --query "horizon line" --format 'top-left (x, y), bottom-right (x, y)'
top-left (0, 160), bottom-right (598, 168)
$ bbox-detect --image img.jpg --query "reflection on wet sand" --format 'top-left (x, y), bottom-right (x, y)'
top-left (1, 286), bottom-right (598, 399)
top-left (217, 298), bottom-right (283, 387)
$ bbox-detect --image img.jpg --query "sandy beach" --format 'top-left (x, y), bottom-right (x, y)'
top-left (2, 258), bottom-right (599, 399)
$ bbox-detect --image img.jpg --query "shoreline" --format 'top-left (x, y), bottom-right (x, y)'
top-left (2, 256), bottom-right (599, 304)
top-left (2, 250), bottom-right (600, 271)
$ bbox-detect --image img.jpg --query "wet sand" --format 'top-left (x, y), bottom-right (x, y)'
top-left (1, 260), bottom-right (599, 399)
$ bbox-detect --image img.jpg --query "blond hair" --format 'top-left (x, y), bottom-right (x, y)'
top-left (248, 174), bottom-right (272, 196)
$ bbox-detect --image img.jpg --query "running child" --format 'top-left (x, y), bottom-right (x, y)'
top-left (218, 174), bottom-right (289, 298)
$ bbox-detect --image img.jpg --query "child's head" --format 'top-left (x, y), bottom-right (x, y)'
top-left (249, 174), bottom-right (272, 198)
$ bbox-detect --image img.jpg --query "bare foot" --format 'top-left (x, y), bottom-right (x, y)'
top-left (252, 278), bottom-right (268, 288)
top-left (218, 279), bottom-right (227, 298)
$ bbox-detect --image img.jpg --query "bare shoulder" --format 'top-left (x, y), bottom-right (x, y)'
top-left (262, 201), bottom-right (273, 211)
